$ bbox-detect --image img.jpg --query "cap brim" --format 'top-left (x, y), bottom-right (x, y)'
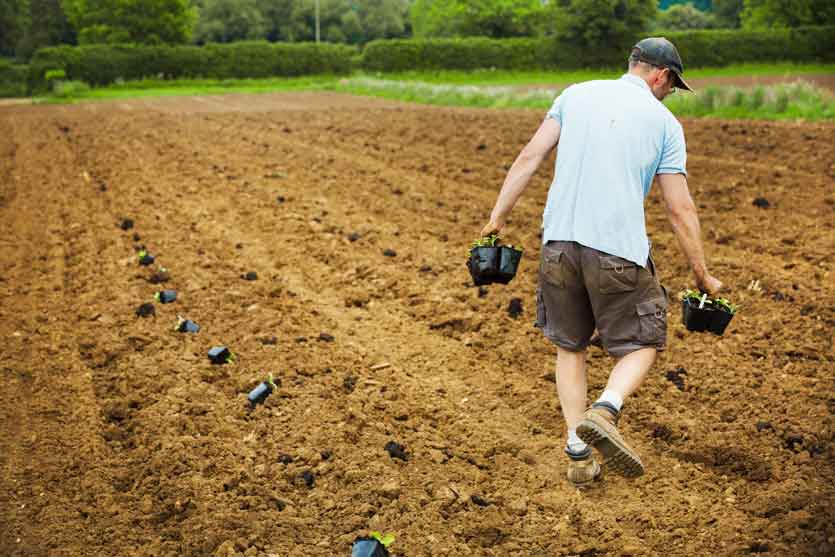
top-left (673, 71), bottom-right (694, 92)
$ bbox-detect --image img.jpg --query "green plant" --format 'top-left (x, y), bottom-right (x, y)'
top-left (44, 68), bottom-right (66, 81)
top-left (713, 297), bottom-right (738, 314)
top-left (681, 289), bottom-right (711, 306)
top-left (51, 79), bottom-right (90, 97)
top-left (369, 531), bottom-right (395, 548)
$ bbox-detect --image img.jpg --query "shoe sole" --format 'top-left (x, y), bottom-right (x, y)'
top-left (577, 417), bottom-right (644, 478)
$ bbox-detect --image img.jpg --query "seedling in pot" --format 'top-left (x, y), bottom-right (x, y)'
top-left (247, 373), bottom-right (278, 408)
top-left (352, 532), bottom-right (395, 557)
top-left (137, 250), bottom-right (155, 266)
top-left (154, 289), bottom-right (177, 304)
top-left (708, 297), bottom-right (737, 335)
top-left (174, 315), bottom-right (200, 333)
top-left (680, 290), bottom-right (738, 335)
top-left (208, 346), bottom-right (235, 365)
top-left (135, 302), bottom-right (155, 318)
top-left (466, 234), bottom-right (523, 286)
top-left (148, 266), bottom-right (170, 284)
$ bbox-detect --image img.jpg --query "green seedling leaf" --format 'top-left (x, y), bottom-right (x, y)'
top-left (713, 297), bottom-right (738, 314)
top-left (138, 249), bottom-right (148, 259)
top-left (267, 373), bottom-right (277, 389)
top-left (154, 292), bottom-right (161, 302)
top-left (226, 352), bottom-right (236, 364)
top-left (370, 532), bottom-right (395, 547)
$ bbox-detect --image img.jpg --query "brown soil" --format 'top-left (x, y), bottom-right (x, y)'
top-left (0, 92), bottom-right (833, 557)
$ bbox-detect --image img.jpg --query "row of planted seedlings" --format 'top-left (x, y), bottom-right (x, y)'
top-left (121, 218), bottom-right (395, 557)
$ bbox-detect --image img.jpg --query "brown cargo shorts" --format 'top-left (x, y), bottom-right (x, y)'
top-left (535, 240), bottom-right (668, 358)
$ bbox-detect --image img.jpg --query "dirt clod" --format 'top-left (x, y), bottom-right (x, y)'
top-left (507, 298), bottom-right (523, 318)
top-left (384, 441), bottom-right (408, 461)
top-left (119, 218), bottom-right (134, 230)
top-left (383, 248), bottom-right (397, 257)
top-left (752, 197), bottom-right (770, 208)
top-left (135, 303), bottom-right (155, 318)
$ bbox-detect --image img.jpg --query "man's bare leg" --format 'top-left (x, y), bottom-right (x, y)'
top-left (555, 346), bottom-right (588, 431)
top-left (604, 347), bottom-right (656, 402)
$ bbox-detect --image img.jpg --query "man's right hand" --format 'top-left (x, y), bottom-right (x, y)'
top-left (696, 273), bottom-right (722, 297)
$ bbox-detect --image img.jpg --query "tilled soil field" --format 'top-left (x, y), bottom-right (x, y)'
top-left (0, 93), bottom-right (833, 557)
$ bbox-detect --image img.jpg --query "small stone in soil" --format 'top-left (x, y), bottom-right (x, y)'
top-left (277, 454), bottom-right (293, 464)
top-left (477, 143), bottom-right (487, 150)
top-left (132, 233), bottom-right (141, 242)
top-left (665, 367), bottom-right (687, 391)
top-left (319, 332), bottom-right (335, 342)
top-left (783, 434), bottom-right (804, 452)
top-left (756, 421), bottom-right (773, 432)
top-left (419, 265), bottom-right (433, 273)
top-left (235, 243), bottom-right (243, 249)
top-left (320, 450), bottom-right (331, 461)
top-left (752, 197), bottom-right (770, 208)
top-left (119, 218), bottom-right (134, 230)
top-left (295, 336), bottom-right (308, 343)
top-left (135, 303), bottom-right (155, 317)
top-left (258, 336), bottom-right (278, 346)
top-left (347, 232), bottom-right (361, 242)
top-left (343, 375), bottom-right (357, 393)
top-left (384, 441), bottom-right (409, 461)
top-left (242, 271), bottom-right (258, 281)
top-left (383, 249), bottom-right (397, 257)
top-left (301, 470), bottom-right (315, 488)
top-left (276, 196), bottom-right (286, 203)
top-left (507, 298), bottom-right (523, 318)
top-left (478, 286), bottom-right (488, 298)
top-left (470, 495), bottom-right (490, 507)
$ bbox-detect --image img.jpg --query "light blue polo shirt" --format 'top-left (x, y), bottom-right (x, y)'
top-left (542, 73), bottom-right (687, 267)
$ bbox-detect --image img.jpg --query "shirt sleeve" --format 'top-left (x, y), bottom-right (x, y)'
top-left (546, 86), bottom-right (571, 125)
top-left (657, 118), bottom-right (687, 175)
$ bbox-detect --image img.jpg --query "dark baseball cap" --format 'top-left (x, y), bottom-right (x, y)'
top-left (631, 37), bottom-right (693, 92)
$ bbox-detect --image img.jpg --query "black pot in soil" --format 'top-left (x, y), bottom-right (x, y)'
top-left (138, 252), bottom-right (155, 266)
top-left (707, 308), bottom-right (734, 335)
top-left (681, 299), bottom-right (715, 332)
top-left (351, 538), bottom-right (389, 557)
top-left (247, 376), bottom-right (278, 408)
top-left (154, 290), bottom-right (177, 304)
top-left (208, 346), bottom-right (234, 364)
top-left (467, 246), bottom-right (501, 286)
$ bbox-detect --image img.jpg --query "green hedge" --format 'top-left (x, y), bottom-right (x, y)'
top-left (362, 26), bottom-right (835, 72)
top-left (0, 60), bottom-right (28, 98)
top-left (28, 41), bottom-right (357, 93)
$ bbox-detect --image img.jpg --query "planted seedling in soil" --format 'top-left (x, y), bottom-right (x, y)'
top-left (241, 271), bottom-right (258, 281)
top-left (137, 250), bottom-right (155, 266)
top-left (154, 290), bottom-right (177, 304)
top-left (247, 373), bottom-right (278, 408)
top-left (119, 218), bottom-right (134, 230)
top-left (148, 266), bottom-right (170, 284)
top-left (174, 315), bottom-right (200, 333)
top-left (136, 303), bottom-right (155, 318)
top-left (208, 346), bottom-right (235, 365)
top-left (352, 532), bottom-right (395, 557)
top-left (467, 234), bottom-right (523, 286)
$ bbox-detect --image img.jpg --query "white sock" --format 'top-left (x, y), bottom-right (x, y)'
top-left (567, 429), bottom-right (587, 453)
top-left (596, 389), bottom-right (624, 412)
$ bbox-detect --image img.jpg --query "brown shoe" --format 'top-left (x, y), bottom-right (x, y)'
top-left (565, 446), bottom-right (602, 488)
top-left (576, 402), bottom-right (644, 478)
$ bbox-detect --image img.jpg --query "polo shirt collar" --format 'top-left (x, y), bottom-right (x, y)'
top-left (620, 73), bottom-right (651, 92)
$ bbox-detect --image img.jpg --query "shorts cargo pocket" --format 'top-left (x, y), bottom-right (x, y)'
top-left (637, 298), bottom-right (668, 345)
top-left (535, 289), bottom-right (547, 329)
top-left (540, 249), bottom-right (566, 288)
top-left (600, 256), bottom-right (638, 294)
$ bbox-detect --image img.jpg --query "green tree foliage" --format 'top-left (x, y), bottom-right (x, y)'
top-left (552, 0), bottom-right (657, 53)
top-left (712, 0), bottom-right (744, 27)
top-left (410, 0), bottom-right (546, 38)
top-left (63, 0), bottom-right (197, 44)
top-left (195, 0), bottom-right (266, 43)
top-left (16, 0), bottom-right (75, 60)
top-left (0, 0), bottom-right (28, 55)
top-left (740, 0), bottom-right (835, 28)
top-left (656, 2), bottom-right (717, 29)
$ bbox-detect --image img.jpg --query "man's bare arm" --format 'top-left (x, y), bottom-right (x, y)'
top-left (481, 117), bottom-right (561, 236)
top-left (657, 173), bottom-right (722, 295)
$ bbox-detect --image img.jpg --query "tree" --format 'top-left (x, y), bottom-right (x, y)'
top-left (17, 0), bottom-right (75, 60)
top-left (740, 0), bottom-right (835, 27)
top-left (712, 0), bottom-right (744, 27)
top-left (552, 0), bottom-right (657, 52)
top-left (655, 2), bottom-right (717, 29)
top-left (195, 0), bottom-right (266, 43)
top-left (63, 0), bottom-right (197, 44)
top-left (410, 0), bottom-right (546, 38)
top-left (0, 0), bottom-right (28, 56)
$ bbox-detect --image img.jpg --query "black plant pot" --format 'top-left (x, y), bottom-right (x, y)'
top-left (494, 246), bottom-right (523, 284)
top-left (708, 309), bottom-right (734, 336)
top-left (208, 346), bottom-right (233, 364)
top-left (138, 254), bottom-right (155, 266)
top-left (247, 381), bottom-right (274, 408)
top-left (681, 299), bottom-right (715, 332)
top-left (351, 538), bottom-right (389, 557)
top-left (467, 246), bottom-right (501, 286)
top-left (155, 290), bottom-right (177, 304)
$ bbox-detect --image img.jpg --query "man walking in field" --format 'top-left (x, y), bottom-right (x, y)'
top-left (481, 38), bottom-right (722, 487)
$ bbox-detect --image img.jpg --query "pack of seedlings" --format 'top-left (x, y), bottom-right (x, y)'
top-left (466, 234), bottom-right (523, 286)
top-left (208, 346), bottom-right (236, 365)
top-left (137, 249), bottom-right (155, 266)
top-left (680, 290), bottom-right (737, 335)
top-left (154, 289), bottom-right (177, 304)
top-left (247, 373), bottom-right (278, 408)
top-left (174, 316), bottom-right (200, 333)
top-left (352, 532), bottom-right (394, 557)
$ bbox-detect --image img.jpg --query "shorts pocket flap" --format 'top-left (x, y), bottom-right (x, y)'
top-left (600, 256), bottom-right (637, 271)
top-left (637, 298), bottom-right (667, 316)
top-left (543, 248), bottom-right (564, 265)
